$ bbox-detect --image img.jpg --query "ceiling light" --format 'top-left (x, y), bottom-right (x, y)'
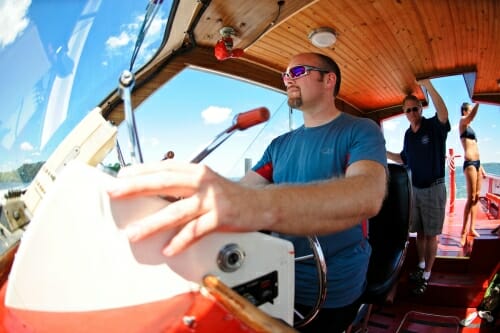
top-left (308, 27), bottom-right (337, 48)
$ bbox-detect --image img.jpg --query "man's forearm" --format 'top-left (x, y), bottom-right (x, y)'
top-left (387, 151), bottom-right (403, 164)
top-left (255, 162), bottom-right (387, 235)
top-left (419, 79), bottom-right (448, 123)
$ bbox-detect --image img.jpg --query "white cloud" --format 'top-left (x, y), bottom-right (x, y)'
top-left (149, 137), bottom-right (160, 146)
top-left (201, 106), bottom-right (232, 124)
top-left (382, 118), bottom-right (400, 131)
top-left (106, 31), bottom-right (132, 49)
top-left (128, 20), bottom-right (140, 32)
top-left (20, 141), bottom-right (33, 151)
top-left (0, 0), bottom-right (31, 48)
top-left (144, 14), bottom-right (164, 36)
top-left (104, 10), bottom-right (167, 68)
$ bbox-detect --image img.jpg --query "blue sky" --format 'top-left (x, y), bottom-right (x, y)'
top-left (117, 69), bottom-right (295, 177)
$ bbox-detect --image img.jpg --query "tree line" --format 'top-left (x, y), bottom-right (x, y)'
top-left (0, 162), bottom-right (44, 183)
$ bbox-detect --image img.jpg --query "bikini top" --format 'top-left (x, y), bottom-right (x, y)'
top-left (460, 126), bottom-right (477, 141)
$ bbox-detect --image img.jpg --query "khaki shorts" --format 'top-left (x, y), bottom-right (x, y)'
top-left (410, 182), bottom-right (447, 236)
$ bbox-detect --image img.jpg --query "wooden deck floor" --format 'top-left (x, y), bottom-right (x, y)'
top-left (435, 198), bottom-right (499, 258)
top-left (362, 301), bottom-right (500, 333)
top-left (354, 198), bottom-right (500, 333)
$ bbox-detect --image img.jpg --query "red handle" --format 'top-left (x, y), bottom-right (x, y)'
top-left (234, 107), bottom-right (270, 130)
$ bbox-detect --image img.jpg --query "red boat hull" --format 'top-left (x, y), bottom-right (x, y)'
top-left (0, 282), bottom-right (262, 333)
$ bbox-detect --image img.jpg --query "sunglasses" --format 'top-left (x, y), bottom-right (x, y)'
top-left (282, 65), bottom-right (329, 81)
top-left (404, 106), bottom-right (420, 113)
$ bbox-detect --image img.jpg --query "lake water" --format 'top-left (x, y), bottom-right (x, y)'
top-left (0, 182), bottom-right (28, 190)
top-left (445, 162), bottom-right (500, 199)
top-left (2, 163), bottom-right (499, 199)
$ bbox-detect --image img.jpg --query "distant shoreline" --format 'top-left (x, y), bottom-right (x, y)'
top-left (1, 163), bottom-right (499, 199)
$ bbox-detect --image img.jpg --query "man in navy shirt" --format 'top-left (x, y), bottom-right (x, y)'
top-left (387, 79), bottom-right (450, 295)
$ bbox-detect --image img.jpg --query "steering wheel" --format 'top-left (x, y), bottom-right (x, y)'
top-left (293, 235), bottom-right (327, 328)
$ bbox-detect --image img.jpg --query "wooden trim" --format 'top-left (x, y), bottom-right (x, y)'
top-left (202, 275), bottom-right (298, 333)
top-left (0, 242), bottom-right (19, 287)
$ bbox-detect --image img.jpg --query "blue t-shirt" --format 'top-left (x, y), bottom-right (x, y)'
top-left (400, 115), bottom-right (451, 188)
top-left (252, 112), bottom-right (387, 308)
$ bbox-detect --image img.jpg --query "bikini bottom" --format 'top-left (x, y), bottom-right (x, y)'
top-left (463, 159), bottom-right (480, 171)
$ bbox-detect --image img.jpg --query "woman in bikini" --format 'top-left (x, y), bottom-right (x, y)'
top-left (459, 102), bottom-right (485, 246)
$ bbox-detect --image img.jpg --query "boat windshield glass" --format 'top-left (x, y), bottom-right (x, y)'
top-left (0, 0), bottom-right (300, 191)
top-left (0, 0), bottom-right (172, 189)
top-left (108, 67), bottom-right (300, 179)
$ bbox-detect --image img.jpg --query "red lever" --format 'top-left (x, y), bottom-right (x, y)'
top-left (233, 107), bottom-right (270, 130)
top-left (191, 107), bottom-right (270, 163)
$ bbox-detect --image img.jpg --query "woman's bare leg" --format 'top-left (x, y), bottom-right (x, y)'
top-left (461, 166), bottom-right (475, 246)
top-left (469, 166), bottom-right (481, 237)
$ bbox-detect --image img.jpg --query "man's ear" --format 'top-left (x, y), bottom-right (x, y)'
top-left (326, 72), bottom-right (336, 88)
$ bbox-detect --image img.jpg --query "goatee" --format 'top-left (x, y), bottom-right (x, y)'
top-left (288, 97), bottom-right (302, 108)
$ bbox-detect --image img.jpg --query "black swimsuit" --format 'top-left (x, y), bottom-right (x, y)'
top-left (463, 160), bottom-right (480, 171)
top-left (461, 126), bottom-right (480, 171)
top-left (460, 126), bottom-right (477, 141)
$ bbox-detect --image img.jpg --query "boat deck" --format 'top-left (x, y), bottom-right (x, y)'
top-left (437, 198), bottom-right (500, 258)
top-left (353, 198), bottom-right (500, 332)
top-left (363, 301), bottom-right (498, 333)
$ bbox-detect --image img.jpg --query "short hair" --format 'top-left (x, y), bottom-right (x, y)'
top-left (402, 94), bottom-right (422, 107)
top-left (314, 53), bottom-right (342, 97)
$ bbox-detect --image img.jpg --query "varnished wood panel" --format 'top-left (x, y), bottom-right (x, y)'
top-left (243, 0), bottom-right (499, 112)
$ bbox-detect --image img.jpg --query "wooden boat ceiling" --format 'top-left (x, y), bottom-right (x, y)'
top-left (102, 0), bottom-right (500, 125)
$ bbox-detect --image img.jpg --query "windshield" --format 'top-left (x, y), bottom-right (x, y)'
top-left (0, 0), bottom-right (172, 188)
top-left (110, 67), bottom-right (299, 179)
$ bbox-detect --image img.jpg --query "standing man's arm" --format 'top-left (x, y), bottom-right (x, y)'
top-left (386, 151), bottom-right (403, 164)
top-left (417, 79), bottom-right (448, 124)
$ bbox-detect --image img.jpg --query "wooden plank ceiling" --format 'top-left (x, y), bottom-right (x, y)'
top-left (102, 0), bottom-right (500, 124)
